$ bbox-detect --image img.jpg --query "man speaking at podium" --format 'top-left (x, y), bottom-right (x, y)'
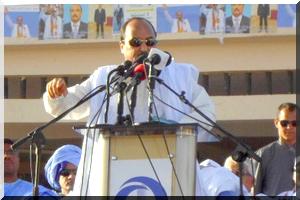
top-left (43, 17), bottom-right (215, 140)
top-left (43, 17), bottom-right (216, 195)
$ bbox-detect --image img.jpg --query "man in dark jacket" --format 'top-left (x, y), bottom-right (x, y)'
top-left (257, 4), bottom-right (270, 32)
top-left (94, 5), bottom-right (106, 38)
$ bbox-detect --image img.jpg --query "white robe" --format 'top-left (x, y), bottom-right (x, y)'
top-left (43, 60), bottom-right (217, 196)
top-left (43, 60), bottom-right (215, 138)
top-left (196, 159), bottom-right (250, 196)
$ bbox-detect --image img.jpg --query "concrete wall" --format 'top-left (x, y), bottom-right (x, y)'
top-left (4, 31), bottom-right (296, 143)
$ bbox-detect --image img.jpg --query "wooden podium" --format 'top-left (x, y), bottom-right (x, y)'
top-left (73, 123), bottom-right (198, 196)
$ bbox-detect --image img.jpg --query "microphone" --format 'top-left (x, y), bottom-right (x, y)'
top-left (112, 52), bottom-right (148, 89)
top-left (117, 60), bottom-right (133, 73)
top-left (144, 48), bottom-right (172, 70)
top-left (109, 60), bottom-right (133, 84)
top-left (133, 64), bottom-right (147, 80)
top-left (106, 60), bottom-right (132, 124)
top-left (110, 53), bottom-right (148, 97)
top-left (144, 48), bottom-right (172, 121)
top-left (125, 64), bottom-right (146, 92)
top-left (126, 52), bottom-right (148, 76)
top-left (125, 64), bottom-right (147, 122)
top-left (114, 56), bottom-right (147, 125)
top-left (112, 53), bottom-right (148, 84)
top-left (109, 52), bottom-right (147, 85)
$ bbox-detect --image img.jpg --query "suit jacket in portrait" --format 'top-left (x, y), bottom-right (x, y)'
top-left (94, 8), bottom-right (106, 24)
top-left (225, 15), bottom-right (250, 33)
top-left (63, 22), bottom-right (88, 39)
top-left (257, 4), bottom-right (270, 17)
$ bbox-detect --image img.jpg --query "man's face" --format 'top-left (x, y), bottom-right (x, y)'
top-left (232, 4), bottom-right (244, 17)
top-left (70, 4), bottom-right (82, 23)
top-left (120, 19), bottom-right (157, 62)
top-left (58, 163), bottom-right (77, 195)
top-left (274, 109), bottom-right (296, 145)
top-left (208, 4), bottom-right (217, 9)
top-left (4, 143), bottom-right (19, 178)
top-left (16, 16), bottom-right (23, 26)
top-left (49, 5), bottom-right (58, 16)
top-left (176, 11), bottom-right (183, 20)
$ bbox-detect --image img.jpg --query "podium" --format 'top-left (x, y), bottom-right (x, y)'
top-left (73, 123), bottom-right (198, 196)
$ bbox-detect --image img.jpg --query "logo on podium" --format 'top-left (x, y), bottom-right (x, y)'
top-left (116, 176), bottom-right (167, 198)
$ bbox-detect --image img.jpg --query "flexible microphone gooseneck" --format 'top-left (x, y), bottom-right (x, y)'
top-left (105, 61), bottom-right (132, 123)
top-left (104, 53), bottom-right (147, 123)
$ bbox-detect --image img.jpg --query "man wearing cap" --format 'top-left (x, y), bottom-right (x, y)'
top-left (4, 138), bottom-right (56, 196)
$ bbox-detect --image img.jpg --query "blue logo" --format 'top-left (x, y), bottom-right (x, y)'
top-left (116, 176), bottom-right (168, 199)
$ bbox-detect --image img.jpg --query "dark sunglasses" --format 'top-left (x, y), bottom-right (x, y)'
top-left (279, 120), bottom-right (297, 127)
top-left (60, 168), bottom-right (77, 177)
top-left (126, 37), bottom-right (158, 47)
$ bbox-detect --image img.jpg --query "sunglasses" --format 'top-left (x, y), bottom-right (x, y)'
top-left (125, 37), bottom-right (158, 47)
top-left (60, 168), bottom-right (77, 177)
top-left (279, 120), bottom-right (297, 127)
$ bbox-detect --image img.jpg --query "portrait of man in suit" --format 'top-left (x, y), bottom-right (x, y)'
top-left (94, 4), bottom-right (106, 38)
top-left (112, 5), bottom-right (124, 34)
top-left (225, 4), bottom-right (250, 34)
top-left (63, 4), bottom-right (88, 39)
top-left (257, 4), bottom-right (270, 32)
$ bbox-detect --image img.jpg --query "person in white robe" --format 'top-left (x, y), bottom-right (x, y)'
top-left (43, 17), bottom-right (216, 196)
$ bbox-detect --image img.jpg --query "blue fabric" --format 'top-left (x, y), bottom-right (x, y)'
top-left (218, 191), bottom-right (238, 196)
top-left (4, 179), bottom-right (57, 196)
top-left (44, 145), bottom-right (81, 191)
top-left (54, 161), bottom-right (68, 184)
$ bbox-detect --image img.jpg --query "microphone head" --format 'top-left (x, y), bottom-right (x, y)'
top-left (164, 51), bottom-right (172, 66)
top-left (146, 48), bottom-right (172, 70)
top-left (149, 54), bottom-right (161, 65)
top-left (123, 60), bottom-right (133, 70)
top-left (134, 52), bottom-right (148, 64)
top-left (133, 64), bottom-right (147, 80)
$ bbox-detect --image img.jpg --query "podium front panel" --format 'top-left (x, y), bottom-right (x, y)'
top-left (74, 123), bottom-right (198, 196)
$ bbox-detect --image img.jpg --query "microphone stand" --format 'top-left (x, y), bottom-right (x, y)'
top-left (153, 77), bottom-right (261, 196)
top-left (232, 144), bottom-right (250, 198)
top-left (146, 62), bottom-right (157, 122)
top-left (105, 61), bottom-right (133, 123)
top-left (129, 84), bottom-right (138, 123)
top-left (116, 82), bottom-right (127, 125)
top-left (105, 67), bottom-right (121, 123)
top-left (153, 77), bottom-right (261, 162)
top-left (32, 130), bottom-right (45, 197)
top-left (11, 85), bottom-right (106, 196)
top-left (238, 162), bottom-right (245, 198)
